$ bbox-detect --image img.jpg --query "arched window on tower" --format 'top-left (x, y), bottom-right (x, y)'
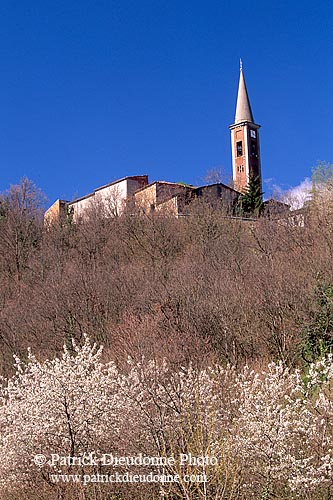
top-left (251, 140), bottom-right (257, 157)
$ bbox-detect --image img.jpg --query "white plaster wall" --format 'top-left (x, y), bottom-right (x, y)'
top-left (67, 178), bottom-right (146, 220)
top-left (69, 195), bottom-right (94, 221)
top-left (95, 179), bottom-right (128, 216)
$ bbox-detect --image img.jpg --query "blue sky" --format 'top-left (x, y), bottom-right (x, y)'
top-left (0, 0), bottom-right (332, 205)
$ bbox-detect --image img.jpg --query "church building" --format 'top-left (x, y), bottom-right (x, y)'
top-left (44, 62), bottom-right (263, 223)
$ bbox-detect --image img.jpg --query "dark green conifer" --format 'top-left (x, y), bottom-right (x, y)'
top-left (235, 174), bottom-right (263, 217)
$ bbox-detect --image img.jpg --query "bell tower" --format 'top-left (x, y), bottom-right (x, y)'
top-left (229, 60), bottom-right (262, 193)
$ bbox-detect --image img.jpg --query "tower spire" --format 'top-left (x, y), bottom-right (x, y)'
top-left (229, 61), bottom-right (262, 194)
top-left (235, 61), bottom-right (254, 123)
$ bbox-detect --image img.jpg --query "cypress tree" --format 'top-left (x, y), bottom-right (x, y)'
top-left (235, 174), bottom-right (263, 217)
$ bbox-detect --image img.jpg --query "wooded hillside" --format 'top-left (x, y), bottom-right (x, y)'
top-left (0, 177), bottom-right (333, 374)
top-left (1, 172), bottom-right (333, 499)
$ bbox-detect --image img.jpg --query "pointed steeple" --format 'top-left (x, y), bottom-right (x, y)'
top-left (235, 60), bottom-right (254, 123)
top-left (229, 60), bottom-right (262, 194)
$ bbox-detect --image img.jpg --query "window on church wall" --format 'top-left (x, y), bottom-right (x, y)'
top-left (236, 141), bottom-right (243, 157)
top-left (237, 165), bottom-right (244, 173)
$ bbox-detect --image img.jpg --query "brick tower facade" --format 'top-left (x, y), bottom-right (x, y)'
top-left (229, 61), bottom-right (262, 193)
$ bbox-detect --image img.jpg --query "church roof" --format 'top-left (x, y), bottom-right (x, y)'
top-left (235, 61), bottom-right (254, 123)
